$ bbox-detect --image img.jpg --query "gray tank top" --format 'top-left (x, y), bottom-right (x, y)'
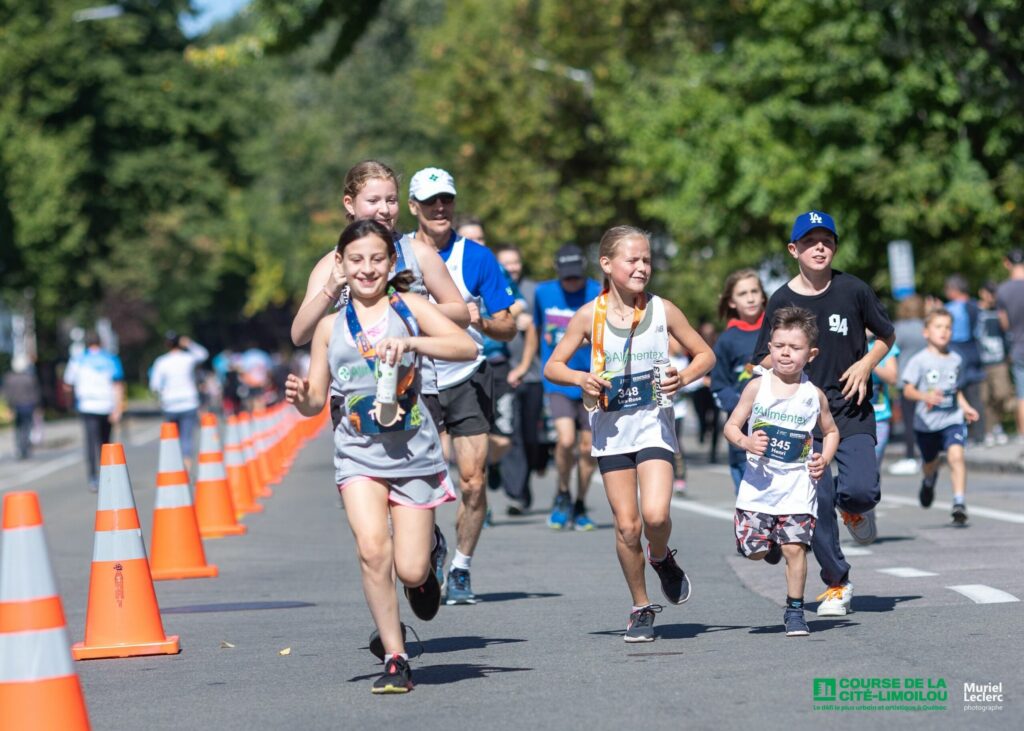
top-left (397, 234), bottom-right (438, 394)
top-left (327, 298), bottom-right (446, 483)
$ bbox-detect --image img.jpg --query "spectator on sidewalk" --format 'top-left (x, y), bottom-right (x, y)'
top-left (977, 281), bottom-right (1013, 447)
top-left (149, 332), bottom-right (208, 472)
top-left (944, 275), bottom-right (985, 444)
top-left (3, 355), bottom-right (41, 460)
top-left (63, 333), bottom-right (124, 491)
top-left (996, 248), bottom-right (1024, 448)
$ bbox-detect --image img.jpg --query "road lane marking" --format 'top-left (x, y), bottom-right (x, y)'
top-left (841, 546), bottom-right (873, 556)
top-left (1, 452), bottom-right (81, 491)
top-left (877, 567), bottom-right (938, 578)
top-left (670, 499), bottom-right (734, 521)
top-left (947, 585), bottom-right (1020, 604)
top-left (882, 495), bottom-right (1024, 524)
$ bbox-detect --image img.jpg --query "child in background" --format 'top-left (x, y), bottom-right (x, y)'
top-left (869, 332), bottom-right (900, 466)
top-left (901, 309), bottom-right (980, 525)
top-left (724, 307), bottom-right (839, 636)
top-left (711, 268), bottom-right (767, 493)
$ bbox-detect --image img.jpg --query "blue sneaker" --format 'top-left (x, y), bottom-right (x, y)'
top-left (572, 503), bottom-right (596, 532)
top-left (547, 493), bottom-right (571, 530)
top-left (445, 568), bottom-right (478, 605)
top-left (430, 525), bottom-right (447, 594)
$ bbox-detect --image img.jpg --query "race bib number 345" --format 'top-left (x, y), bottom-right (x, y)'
top-left (753, 422), bottom-right (812, 463)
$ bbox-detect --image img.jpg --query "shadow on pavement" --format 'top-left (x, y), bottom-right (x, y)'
top-left (419, 636), bottom-right (526, 654)
top-left (474, 591), bottom-right (561, 603)
top-left (163, 600), bottom-right (316, 614)
top-left (843, 594), bottom-right (922, 613)
top-left (348, 663), bottom-right (532, 685)
top-left (866, 535), bottom-right (916, 545)
top-left (748, 618), bottom-right (857, 634)
top-left (589, 623), bottom-right (750, 640)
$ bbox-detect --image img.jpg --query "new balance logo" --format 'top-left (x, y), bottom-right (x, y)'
top-left (809, 212), bottom-right (823, 224)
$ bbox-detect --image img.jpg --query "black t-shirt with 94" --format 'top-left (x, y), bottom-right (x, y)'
top-left (752, 270), bottom-right (895, 439)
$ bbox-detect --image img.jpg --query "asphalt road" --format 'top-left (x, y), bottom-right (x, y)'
top-left (3, 422), bottom-right (1021, 730)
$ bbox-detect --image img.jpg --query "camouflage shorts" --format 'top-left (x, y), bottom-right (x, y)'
top-left (734, 510), bottom-right (815, 557)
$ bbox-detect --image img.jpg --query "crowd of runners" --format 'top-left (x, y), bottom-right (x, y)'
top-left (269, 159), bottom-right (1022, 694)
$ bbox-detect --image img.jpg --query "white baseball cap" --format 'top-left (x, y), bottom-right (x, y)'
top-left (409, 167), bottom-right (457, 201)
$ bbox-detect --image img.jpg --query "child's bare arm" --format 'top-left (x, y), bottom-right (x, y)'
top-left (723, 379), bottom-right (766, 455)
top-left (957, 390), bottom-right (979, 423)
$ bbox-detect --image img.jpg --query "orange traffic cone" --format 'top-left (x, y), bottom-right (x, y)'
top-left (239, 412), bottom-right (271, 499)
top-left (253, 410), bottom-right (275, 489)
top-left (1, 491), bottom-right (91, 729)
top-left (72, 444), bottom-right (180, 659)
top-left (225, 415), bottom-right (262, 517)
top-left (194, 414), bottom-right (246, 538)
top-left (149, 423), bottom-right (218, 581)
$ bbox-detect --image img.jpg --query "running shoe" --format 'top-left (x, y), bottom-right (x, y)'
top-left (445, 567), bottom-right (478, 605)
top-left (840, 508), bottom-right (877, 545)
top-left (483, 508), bottom-right (493, 528)
top-left (506, 500), bottom-right (527, 516)
top-left (547, 492), bottom-right (571, 530)
top-left (624, 604), bottom-right (663, 643)
top-left (430, 525), bottom-right (448, 592)
top-left (372, 655), bottom-right (413, 695)
top-left (649, 548), bottom-right (692, 605)
top-left (763, 542), bottom-right (782, 565)
top-left (672, 478), bottom-right (687, 497)
top-left (888, 457), bottom-right (919, 476)
top-left (784, 608), bottom-right (810, 637)
top-left (572, 502), bottom-right (596, 532)
top-left (368, 623), bottom-right (407, 661)
top-left (919, 471), bottom-right (937, 508)
top-left (404, 570), bottom-right (441, 621)
top-left (951, 503), bottom-right (968, 526)
top-left (816, 582), bottom-right (853, 617)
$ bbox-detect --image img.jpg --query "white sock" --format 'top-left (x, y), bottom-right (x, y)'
top-left (388, 652), bottom-right (409, 662)
top-left (452, 550), bottom-right (472, 570)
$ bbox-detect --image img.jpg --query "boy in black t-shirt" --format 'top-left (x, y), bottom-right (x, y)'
top-left (752, 211), bottom-right (894, 617)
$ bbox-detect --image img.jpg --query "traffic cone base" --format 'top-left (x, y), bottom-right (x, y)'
top-left (151, 508), bottom-right (219, 579)
top-left (71, 634), bottom-right (180, 660)
top-left (199, 521), bottom-right (247, 539)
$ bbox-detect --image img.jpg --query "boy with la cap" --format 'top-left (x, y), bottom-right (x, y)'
top-left (751, 211), bottom-right (894, 617)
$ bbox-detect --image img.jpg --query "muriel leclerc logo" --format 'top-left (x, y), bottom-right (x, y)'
top-left (813, 676), bottom-right (948, 712)
top-left (963, 681), bottom-right (1004, 712)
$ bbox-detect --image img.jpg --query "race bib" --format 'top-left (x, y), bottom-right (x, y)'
top-left (346, 393), bottom-right (423, 435)
top-left (753, 422), bottom-right (812, 463)
top-left (605, 370), bottom-right (655, 412)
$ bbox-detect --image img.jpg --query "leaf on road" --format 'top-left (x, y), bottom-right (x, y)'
top-left (278, 647), bottom-right (291, 656)
top-left (220, 641), bottom-right (236, 649)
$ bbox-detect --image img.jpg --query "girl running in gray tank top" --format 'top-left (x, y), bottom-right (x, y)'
top-left (286, 219), bottom-right (476, 695)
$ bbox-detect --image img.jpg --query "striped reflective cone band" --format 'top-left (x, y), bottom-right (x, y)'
top-left (239, 413), bottom-right (271, 499)
top-left (253, 411), bottom-right (275, 490)
top-left (72, 444), bottom-right (180, 660)
top-left (1, 491), bottom-right (91, 729)
top-left (194, 414), bottom-right (246, 538)
top-left (149, 423), bottom-right (218, 581)
top-left (225, 415), bottom-right (262, 516)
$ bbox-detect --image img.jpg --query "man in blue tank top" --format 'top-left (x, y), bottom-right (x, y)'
top-left (407, 167), bottom-right (516, 605)
top-left (534, 245), bottom-right (603, 531)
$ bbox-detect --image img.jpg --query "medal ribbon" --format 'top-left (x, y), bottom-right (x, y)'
top-left (591, 290), bottom-right (645, 410)
top-left (345, 288), bottom-right (419, 396)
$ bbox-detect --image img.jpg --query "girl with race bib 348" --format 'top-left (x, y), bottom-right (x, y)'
top-left (286, 219), bottom-right (476, 695)
top-left (543, 226), bottom-right (715, 643)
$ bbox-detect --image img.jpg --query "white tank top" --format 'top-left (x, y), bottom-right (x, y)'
top-left (588, 295), bottom-right (677, 456)
top-left (735, 371), bottom-right (820, 515)
top-left (434, 237), bottom-right (485, 389)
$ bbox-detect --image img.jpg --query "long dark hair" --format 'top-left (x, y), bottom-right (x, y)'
top-left (335, 219), bottom-right (415, 293)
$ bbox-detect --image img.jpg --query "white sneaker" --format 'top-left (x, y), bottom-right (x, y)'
top-left (887, 458), bottom-right (919, 476)
top-left (840, 508), bottom-right (877, 545)
top-left (816, 582), bottom-right (853, 616)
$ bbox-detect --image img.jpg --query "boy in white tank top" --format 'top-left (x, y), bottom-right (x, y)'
top-left (724, 307), bottom-right (839, 637)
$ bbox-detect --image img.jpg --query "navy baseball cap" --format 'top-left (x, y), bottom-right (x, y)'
top-left (555, 244), bottom-right (586, 278)
top-left (790, 210), bottom-right (838, 243)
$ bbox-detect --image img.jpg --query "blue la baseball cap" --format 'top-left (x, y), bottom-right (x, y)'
top-left (790, 210), bottom-right (838, 243)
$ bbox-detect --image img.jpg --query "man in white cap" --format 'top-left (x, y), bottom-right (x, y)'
top-left (404, 167), bottom-right (516, 605)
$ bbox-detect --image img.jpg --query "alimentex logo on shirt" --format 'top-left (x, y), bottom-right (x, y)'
top-left (813, 676), bottom-right (948, 712)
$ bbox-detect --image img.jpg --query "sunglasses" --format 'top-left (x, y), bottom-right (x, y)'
top-left (417, 193), bottom-right (455, 206)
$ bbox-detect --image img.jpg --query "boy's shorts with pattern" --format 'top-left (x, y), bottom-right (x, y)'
top-left (734, 509), bottom-right (815, 557)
